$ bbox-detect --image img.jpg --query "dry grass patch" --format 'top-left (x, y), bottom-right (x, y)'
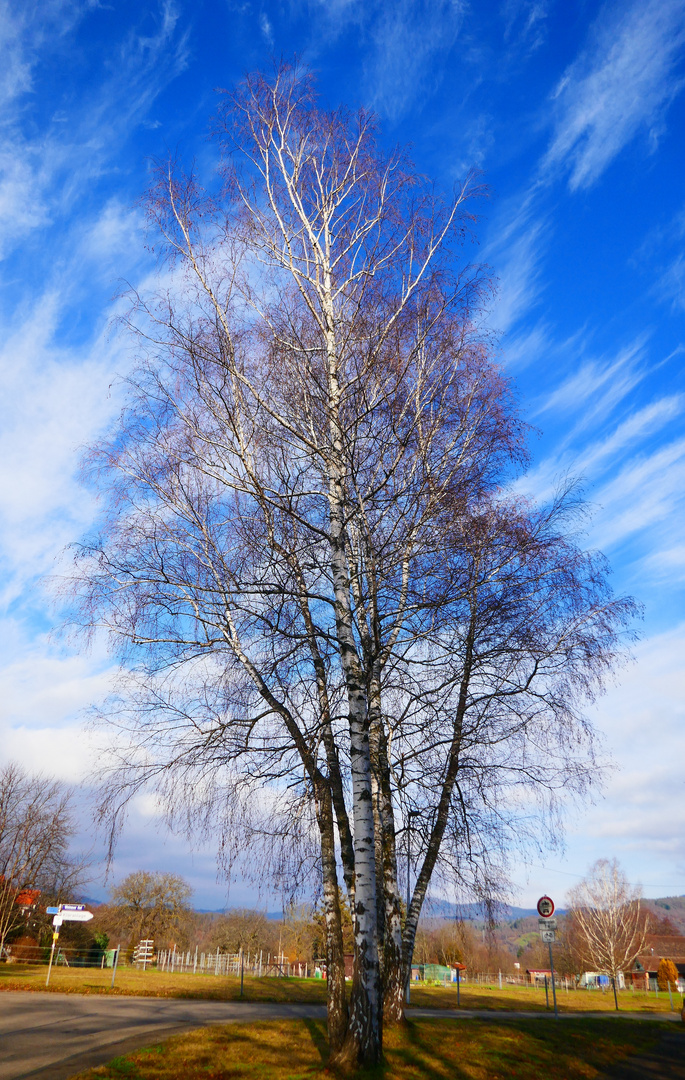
top-left (68, 1017), bottom-right (664, 1080)
top-left (410, 981), bottom-right (675, 1014)
top-left (1, 964), bottom-right (675, 1017)
top-left (0, 966), bottom-right (328, 1002)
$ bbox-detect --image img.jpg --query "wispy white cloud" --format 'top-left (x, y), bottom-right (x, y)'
top-left (656, 253), bottom-right (685, 312)
top-left (305, 0), bottom-right (465, 121)
top-left (517, 380), bottom-right (685, 541)
top-left (500, 320), bottom-right (550, 370)
top-left (590, 437), bottom-right (685, 551)
top-left (503, 0), bottom-right (549, 52)
top-left (364, 0), bottom-right (465, 121)
top-left (542, 0), bottom-right (685, 191)
top-left (533, 337), bottom-right (649, 426)
top-left (259, 11), bottom-right (274, 47)
top-left (0, 296), bottom-right (128, 603)
top-left (0, 0), bottom-right (189, 261)
top-left (483, 194), bottom-right (549, 338)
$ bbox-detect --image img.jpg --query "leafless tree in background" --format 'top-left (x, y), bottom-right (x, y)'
top-left (67, 62), bottom-right (636, 1066)
top-left (567, 858), bottom-right (648, 1007)
top-left (209, 908), bottom-right (272, 956)
top-left (0, 763), bottom-right (84, 951)
top-left (109, 870), bottom-right (193, 950)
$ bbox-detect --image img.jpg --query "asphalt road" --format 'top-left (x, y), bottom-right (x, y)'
top-left (0, 992), bottom-right (681, 1080)
top-left (0, 994), bottom-right (326, 1080)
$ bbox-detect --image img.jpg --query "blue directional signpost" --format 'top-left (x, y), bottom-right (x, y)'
top-left (45, 904), bottom-right (93, 986)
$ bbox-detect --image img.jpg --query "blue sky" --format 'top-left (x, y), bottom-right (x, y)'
top-left (0, 0), bottom-right (684, 911)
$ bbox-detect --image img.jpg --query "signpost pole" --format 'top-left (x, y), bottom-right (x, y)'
top-left (548, 941), bottom-right (558, 1018)
top-left (456, 966), bottom-right (460, 1006)
top-left (45, 931), bottom-right (58, 987)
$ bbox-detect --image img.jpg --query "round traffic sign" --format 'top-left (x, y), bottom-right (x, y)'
top-left (537, 895), bottom-right (555, 917)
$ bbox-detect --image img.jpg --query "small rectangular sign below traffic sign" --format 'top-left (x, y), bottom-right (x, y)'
top-left (538, 917), bottom-right (557, 930)
top-left (541, 929), bottom-right (556, 943)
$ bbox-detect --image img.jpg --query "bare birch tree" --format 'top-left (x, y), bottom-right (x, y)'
top-left (567, 858), bottom-right (648, 1007)
top-left (68, 62), bottom-right (635, 1064)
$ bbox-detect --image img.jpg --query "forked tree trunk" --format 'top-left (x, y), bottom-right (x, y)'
top-left (332, 699), bottom-right (382, 1069)
top-left (324, 260), bottom-right (382, 1068)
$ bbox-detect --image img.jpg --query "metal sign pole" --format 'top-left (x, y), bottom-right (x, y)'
top-left (456, 966), bottom-right (460, 1006)
top-left (45, 931), bottom-right (59, 987)
top-left (548, 941), bottom-right (558, 1017)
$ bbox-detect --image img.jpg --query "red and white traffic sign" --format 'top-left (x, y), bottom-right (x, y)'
top-left (537, 895), bottom-right (555, 918)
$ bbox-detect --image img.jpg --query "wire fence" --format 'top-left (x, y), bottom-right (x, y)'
top-left (1, 945), bottom-right (679, 1000)
top-left (156, 948), bottom-right (312, 978)
top-left (0, 943), bottom-right (114, 968)
top-left (0, 942), bottom-right (314, 979)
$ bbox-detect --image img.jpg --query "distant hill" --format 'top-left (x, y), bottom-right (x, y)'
top-left (643, 896), bottom-right (685, 936)
top-left (423, 899), bottom-right (567, 922)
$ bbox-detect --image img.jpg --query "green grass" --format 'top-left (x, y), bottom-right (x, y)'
top-left (68, 1016), bottom-right (667, 1079)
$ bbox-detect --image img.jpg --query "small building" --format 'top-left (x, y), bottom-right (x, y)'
top-left (417, 963), bottom-right (465, 983)
top-left (579, 971), bottom-right (625, 989)
top-left (631, 934), bottom-right (685, 991)
top-left (527, 968), bottom-right (552, 983)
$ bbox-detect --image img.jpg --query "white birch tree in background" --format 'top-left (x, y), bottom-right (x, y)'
top-left (567, 858), bottom-right (648, 1008)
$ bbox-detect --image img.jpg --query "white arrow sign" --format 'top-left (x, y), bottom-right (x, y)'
top-left (53, 910), bottom-right (93, 924)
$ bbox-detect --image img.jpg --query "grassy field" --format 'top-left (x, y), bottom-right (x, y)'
top-left (409, 980), bottom-right (680, 1015)
top-left (0, 963), bottom-right (678, 1015)
top-left (69, 1016), bottom-right (667, 1079)
top-left (0, 965), bottom-right (328, 1002)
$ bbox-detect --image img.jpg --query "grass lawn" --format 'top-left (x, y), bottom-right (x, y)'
top-left (0, 963), bottom-right (677, 1016)
top-left (411, 980), bottom-right (678, 1015)
top-left (68, 1016), bottom-right (667, 1079)
top-left (0, 965), bottom-right (328, 1002)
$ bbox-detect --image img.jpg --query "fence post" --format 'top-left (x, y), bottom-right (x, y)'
top-left (240, 948), bottom-right (244, 997)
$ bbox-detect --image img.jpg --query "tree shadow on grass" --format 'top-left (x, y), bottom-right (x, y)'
top-left (301, 1017), bottom-right (330, 1065)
